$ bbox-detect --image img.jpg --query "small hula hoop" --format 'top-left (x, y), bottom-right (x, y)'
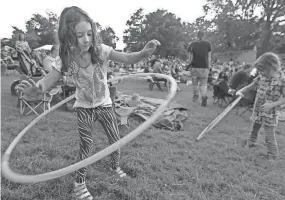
top-left (1, 73), bottom-right (177, 184)
top-left (196, 96), bottom-right (242, 141)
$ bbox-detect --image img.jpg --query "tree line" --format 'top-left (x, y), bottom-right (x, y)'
top-left (2, 10), bottom-right (118, 50)
top-left (123, 0), bottom-right (285, 59)
top-left (2, 0), bottom-right (285, 60)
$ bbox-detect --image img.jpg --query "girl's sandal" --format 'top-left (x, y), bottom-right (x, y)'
top-left (111, 167), bottom-right (126, 178)
top-left (73, 182), bottom-right (93, 200)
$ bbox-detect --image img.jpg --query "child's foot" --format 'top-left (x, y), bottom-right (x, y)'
top-left (73, 182), bottom-right (93, 200)
top-left (247, 139), bottom-right (257, 148)
top-left (267, 154), bottom-right (278, 161)
top-left (241, 139), bottom-right (257, 148)
top-left (248, 143), bottom-right (257, 148)
top-left (192, 94), bottom-right (199, 102)
top-left (110, 167), bottom-right (126, 178)
top-left (240, 139), bottom-right (247, 147)
top-left (201, 96), bottom-right (208, 107)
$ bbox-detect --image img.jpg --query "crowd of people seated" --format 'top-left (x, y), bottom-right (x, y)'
top-left (1, 33), bottom-right (62, 77)
top-left (1, 45), bottom-right (61, 76)
top-left (107, 55), bottom-right (189, 83)
top-left (106, 55), bottom-right (268, 93)
top-left (3, 41), bottom-right (284, 98)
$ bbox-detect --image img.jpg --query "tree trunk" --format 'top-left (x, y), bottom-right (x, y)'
top-left (257, 21), bottom-right (272, 57)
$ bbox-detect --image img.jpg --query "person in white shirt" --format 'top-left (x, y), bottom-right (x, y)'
top-left (42, 44), bottom-right (60, 73)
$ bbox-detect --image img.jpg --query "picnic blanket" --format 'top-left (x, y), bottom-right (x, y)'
top-left (114, 94), bottom-right (188, 131)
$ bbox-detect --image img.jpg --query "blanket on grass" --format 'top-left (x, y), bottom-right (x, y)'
top-left (114, 94), bottom-right (188, 131)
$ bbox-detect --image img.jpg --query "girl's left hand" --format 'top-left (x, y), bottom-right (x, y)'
top-left (260, 102), bottom-right (274, 113)
top-left (141, 40), bottom-right (161, 57)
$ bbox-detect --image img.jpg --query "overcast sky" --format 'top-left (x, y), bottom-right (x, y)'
top-left (0, 0), bottom-right (206, 49)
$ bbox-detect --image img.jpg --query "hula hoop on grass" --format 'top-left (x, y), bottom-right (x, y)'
top-left (196, 96), bottom-right (242, 141)
top-left (2, 73), bottom-right (177, 184)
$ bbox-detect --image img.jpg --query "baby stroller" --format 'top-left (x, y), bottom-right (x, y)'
top-left (213, 80), bottom-right (233, 107)
top-left (10, 48), bottom-right (44, 96)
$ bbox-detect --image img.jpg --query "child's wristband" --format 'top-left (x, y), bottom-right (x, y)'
top-left (62, 76), bottom-right (67, 85)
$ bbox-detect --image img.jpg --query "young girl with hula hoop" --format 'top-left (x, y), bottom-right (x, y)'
top-left (16, 6), bottom-right (160, 200)
top-left (237, 52), bottom-right (285, 160)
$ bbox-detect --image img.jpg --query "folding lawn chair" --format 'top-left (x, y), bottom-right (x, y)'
top-left (19, 85), bottom-right (63, 116)
top-left (115, 107), bottom-right (136, 128)
top-left (19, 92), bottom-right (51, 116)
top-left (109, 86), bottom-right (136, 128)
top-left (212, 80), bottom-right (233, 107)
top-left (148, 75), bottom-right (167, 92)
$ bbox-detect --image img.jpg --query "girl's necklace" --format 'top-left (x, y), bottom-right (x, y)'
top-left (76, 54), bottom-right (91, 69)
top-left (81, 54), bottom-right (91, 65)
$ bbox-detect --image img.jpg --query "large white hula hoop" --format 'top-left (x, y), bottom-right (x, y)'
top-left (2, 73), bottom-right (177, 184)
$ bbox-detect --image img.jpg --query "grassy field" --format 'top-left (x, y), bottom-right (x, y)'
top-left (1, 75), bottom-right (285, 200)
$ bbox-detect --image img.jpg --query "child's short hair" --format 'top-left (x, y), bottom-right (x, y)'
top-left (253, 52), bottom-right (281, 71)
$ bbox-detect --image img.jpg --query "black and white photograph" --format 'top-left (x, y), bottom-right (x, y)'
top-left (1, 0), bottom-right (285, 199)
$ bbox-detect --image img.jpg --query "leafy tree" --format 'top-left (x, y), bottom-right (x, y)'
top-left (8, 11), bottom-right (118, 50)
top-left (201, 0), bottom-right (259, 51)
top-left (5, 26), bottom-right (25, 47)
top-left (253, 0), bottom-right (285, 55)
top-left (24, 29), bottom-right (41, 48)
top-left (201, 0), bottom-right (285, 55)
top-left (123, 8), bottom-right (194, 59)
top-left (25, 11), bottom-right (59, 46)
top-left (123, 8), bottom-right (146, 52)
top-left (11, 26), bottom-right (25, 35)
top-left (96, 23), bottom-right (119, 49)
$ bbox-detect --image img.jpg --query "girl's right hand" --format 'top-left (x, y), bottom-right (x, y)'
top-left (235, 90), bottom-right (244, 97)
top-left (16, 79), bottom-right (43, 97)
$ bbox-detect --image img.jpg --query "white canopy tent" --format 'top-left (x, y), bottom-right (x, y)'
top-left (34, 45), bottom-right (53, 51)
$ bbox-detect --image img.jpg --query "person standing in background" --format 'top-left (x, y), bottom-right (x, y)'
top-left (188, 30), bottom-right (212, 107)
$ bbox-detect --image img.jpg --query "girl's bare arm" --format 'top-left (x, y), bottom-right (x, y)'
top-left (36, 68), bottom-right (62, 93)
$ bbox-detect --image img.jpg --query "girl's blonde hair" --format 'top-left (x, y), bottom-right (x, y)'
top-left (57, 6), bottom-right (103, 73)
top-left (253, 52), bottom-right (281, 71)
